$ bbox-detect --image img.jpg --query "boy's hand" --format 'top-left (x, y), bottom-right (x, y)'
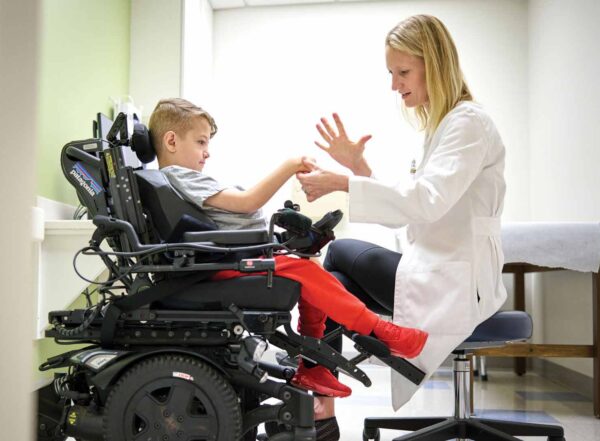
top-left (299, 156), bottom-right (317, 172)
top-left (296, 163), bottom-right (349, 202)
top-left (291, 156), bottom-right (317, 173)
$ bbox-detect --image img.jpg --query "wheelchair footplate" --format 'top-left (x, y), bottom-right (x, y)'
top-left (269, 323), bottom-right (374, 387)
top-left (347, 331), bottom-right (426, 386)
top-left (270, 324), bottom-right (426, 388)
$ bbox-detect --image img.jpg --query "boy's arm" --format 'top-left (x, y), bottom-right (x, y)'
top-left (204, 157), bottom-right (310, 214)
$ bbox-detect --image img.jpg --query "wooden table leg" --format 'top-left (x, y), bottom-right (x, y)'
top-left (593, 272), bottom-right (600, 418)
top-left (514, 270), bottom-right (526, 375)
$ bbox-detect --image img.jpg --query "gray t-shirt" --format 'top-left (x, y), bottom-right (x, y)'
top-left (161, 165), bottom-right (267, 231)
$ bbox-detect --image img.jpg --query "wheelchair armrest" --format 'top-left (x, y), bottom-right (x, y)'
top-left (182, 229), bottom-right (270, 245)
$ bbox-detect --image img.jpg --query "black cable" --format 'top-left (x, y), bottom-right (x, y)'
top-left (73, 247), bottom-right (144, 286)
top-left (52, 301), bottom-right (103, 338)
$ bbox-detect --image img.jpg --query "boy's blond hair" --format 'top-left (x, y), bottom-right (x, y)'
top-left (386, 15), bottom-right (473, 137)
top-left (148, 98), bottom-right (218, 157)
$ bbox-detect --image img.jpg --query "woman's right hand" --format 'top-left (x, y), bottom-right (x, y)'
top-left (296, 159), bottom-right (349, 202)
top-left (315, 113), bottom-right (372, 176)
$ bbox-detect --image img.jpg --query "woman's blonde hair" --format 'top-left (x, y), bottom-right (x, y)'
top-left (148, 98), bottom-right (218, 157)
top-left (386, 15), bottom-right (472, 136)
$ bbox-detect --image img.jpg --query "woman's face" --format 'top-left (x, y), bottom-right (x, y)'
top-left (385, 46), bottom-right (428, 108)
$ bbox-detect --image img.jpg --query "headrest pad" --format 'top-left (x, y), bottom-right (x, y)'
top-left (131, 123), bottom-right (156, 164)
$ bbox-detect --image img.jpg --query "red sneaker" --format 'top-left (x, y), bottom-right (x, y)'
top-left (372, 319), bottom-right (428, 358)
top-left (291, 362), bottom-right (352, 398)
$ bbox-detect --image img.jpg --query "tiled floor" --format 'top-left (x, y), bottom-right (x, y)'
top-left (326, 363), bottom-right (600, 440)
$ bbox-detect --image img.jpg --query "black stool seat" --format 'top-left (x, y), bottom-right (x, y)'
top-left (466, 310), bottom-right (533, 343)
top-left (155, 276), bottom-right (301, 311)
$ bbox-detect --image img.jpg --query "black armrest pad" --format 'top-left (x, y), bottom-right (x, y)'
top-left (182, 229), bottom-right (270, 245)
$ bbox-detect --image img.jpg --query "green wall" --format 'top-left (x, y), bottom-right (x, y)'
top-left (37, 0), bottom-right (131, 204)
top-left (35, 0), bottom-right (131, 383)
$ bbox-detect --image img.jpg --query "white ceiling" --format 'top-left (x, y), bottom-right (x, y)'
top-left (209, 0), bottom-right (370, 10)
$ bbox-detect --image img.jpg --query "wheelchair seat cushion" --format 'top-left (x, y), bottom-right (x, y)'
top-left (154, 276), bottom-right (301, 311)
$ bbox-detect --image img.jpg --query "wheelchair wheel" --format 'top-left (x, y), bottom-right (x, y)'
top-left (103, 354), bottom-right (241, 441)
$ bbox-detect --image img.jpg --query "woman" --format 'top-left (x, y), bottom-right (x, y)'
top-left (297, 14), bottom-right (508, 414)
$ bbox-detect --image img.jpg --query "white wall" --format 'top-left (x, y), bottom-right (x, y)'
top-left (182, 0), bottom-right (214, 104)
top-left (144, 0), bottom-right (600, 381)
top-left (130, 0), bottom-right (183, 120)
top-left (529, 0), bottom-right (600, 377)
top-left (209, 0), bottom-right (530, 250)
top-left (0, 0), bottom-right (38, 438)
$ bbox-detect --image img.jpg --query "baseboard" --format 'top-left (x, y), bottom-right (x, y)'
top-left (531, 358), bottom-right (593, 400)
top-left (439, 355), bottom-right (593, 400)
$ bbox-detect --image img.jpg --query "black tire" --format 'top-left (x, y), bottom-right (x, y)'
top-left (103, 354), bottom-right (241, 441)
top-left (37, 382), bottom-right (67, 441)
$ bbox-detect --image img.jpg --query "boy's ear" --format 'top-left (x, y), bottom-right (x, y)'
top-left (163, 131), bottom-right (177, 153)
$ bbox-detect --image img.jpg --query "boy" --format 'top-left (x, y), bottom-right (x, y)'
top-left (148, 98), bottom-right (428, 398)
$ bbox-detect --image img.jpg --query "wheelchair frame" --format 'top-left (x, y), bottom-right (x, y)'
top-left (37, 113), bottom-right (425, 441)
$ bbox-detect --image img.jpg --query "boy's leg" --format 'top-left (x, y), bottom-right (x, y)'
top-left (268, 256), bottom-right (379, 335)
top-left (211, 256), bottom-right (379, 335)
top-left (298, 296), bottom-right (327, 339)
top-left (212, 255), bottom-right (427, 357)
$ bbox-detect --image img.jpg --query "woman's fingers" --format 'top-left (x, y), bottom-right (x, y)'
top-left (297, 170), bottom-right (325, 202)
top-left (358, 134), bottom-right (372, 146)
top-left (332, 113), bottom-right (347, 138)
top-left (316, 124), bottom-right (333, 143)
top-left (314, 140), bottom-right (329, 152)
top-left (320, 117), bottom-right (337, 139)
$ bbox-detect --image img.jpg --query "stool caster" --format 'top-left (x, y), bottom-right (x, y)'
top-left (362, 427), bottom-right (380, 441)
top-left (548, 437), bottom-right (566, 441)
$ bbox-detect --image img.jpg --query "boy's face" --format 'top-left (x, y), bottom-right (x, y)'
top-left (167, 116), bottom-right (212, 172)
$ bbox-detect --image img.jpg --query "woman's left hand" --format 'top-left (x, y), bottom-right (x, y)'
top-left (315, 113), bottom-right (372, 176)
top-left (296, 159), bottom-right (349, 202)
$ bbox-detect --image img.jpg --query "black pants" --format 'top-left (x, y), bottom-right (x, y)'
top-left (323, 238), bottom-right (402, 353)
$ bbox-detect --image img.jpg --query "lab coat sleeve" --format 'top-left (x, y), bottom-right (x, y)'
top-left (348, 109), bottom-right (489, 228)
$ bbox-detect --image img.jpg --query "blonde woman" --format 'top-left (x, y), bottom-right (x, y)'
top-left (297, 13), bottom-right (508, 421)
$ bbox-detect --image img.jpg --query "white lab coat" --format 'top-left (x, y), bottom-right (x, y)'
top-left (348, 101), bottom-right (508, 409)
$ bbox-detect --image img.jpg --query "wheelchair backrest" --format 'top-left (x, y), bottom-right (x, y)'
top-left (135, 169), bottom-right (217, 242)
top-left (61, 114), bottom-right (218, 249)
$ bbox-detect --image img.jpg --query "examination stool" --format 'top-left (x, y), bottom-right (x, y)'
top-left (362, 311), bottom-right (566, 441)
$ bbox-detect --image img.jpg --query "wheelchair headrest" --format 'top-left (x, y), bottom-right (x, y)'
top-left (131, 123), bottom-right (156, 164)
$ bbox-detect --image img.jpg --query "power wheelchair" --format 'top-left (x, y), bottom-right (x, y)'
top-left (36, 113), bottom-right (425, 441)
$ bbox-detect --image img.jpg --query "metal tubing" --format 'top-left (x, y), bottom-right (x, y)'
top-left (454, 356), bottom-right (471, 419)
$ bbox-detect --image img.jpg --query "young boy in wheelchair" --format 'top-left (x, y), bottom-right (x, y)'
top-left (149, 98), bottom-right (428, 399)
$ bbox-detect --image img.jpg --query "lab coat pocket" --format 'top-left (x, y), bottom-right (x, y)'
top-left (394, 261), bottom-right (476, 336)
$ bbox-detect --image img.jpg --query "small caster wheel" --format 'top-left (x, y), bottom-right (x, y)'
top-left (362, 427), bottom-right (380, 441)
top-left (481, 374), bottom-right (488, 382)
top-left (548, 437), bottom-right (565, 441)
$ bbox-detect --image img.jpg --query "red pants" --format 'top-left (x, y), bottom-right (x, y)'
top-left (211, 255), bottom-right (379, 339)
